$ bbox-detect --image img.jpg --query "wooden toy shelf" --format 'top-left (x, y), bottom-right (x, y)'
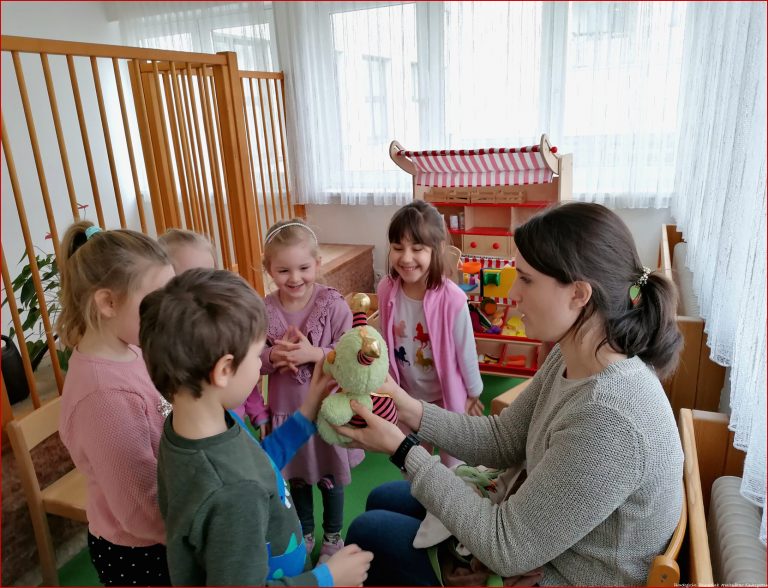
top-left (390, 134), bottom-right (572, 377)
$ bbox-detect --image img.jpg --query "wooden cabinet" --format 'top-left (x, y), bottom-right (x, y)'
top-left (390, 134), bottom-right (572, 377)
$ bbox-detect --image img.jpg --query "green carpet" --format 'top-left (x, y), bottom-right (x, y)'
top-left (56, 374), bottom-right (521, 585)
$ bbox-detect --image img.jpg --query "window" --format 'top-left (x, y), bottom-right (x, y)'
top-left (362, 55), bottom-right (390, 144)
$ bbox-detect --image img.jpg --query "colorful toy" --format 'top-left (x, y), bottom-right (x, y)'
top-left (483, 264), bottom-right (517, 300)
top-left (458, 261), bottom-right (482, 293)
top-left (502, 315), bottom-right (526, 338)
top-left (317, 294), bottom-right (398, 445)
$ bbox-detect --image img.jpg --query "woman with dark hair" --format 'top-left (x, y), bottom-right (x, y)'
top-left (339, 202), bottom-right (684, 586)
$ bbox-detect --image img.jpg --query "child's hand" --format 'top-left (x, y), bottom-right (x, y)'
top-left (270, 345), bottom-right (299, 374)
top-left (298, 360), bottom-right (335, 422)
top-left (465, 397), bottom-right (485, 416)
top-left (323, 544), bottom-right (373, 587)
top-left (274, 326), bottom-right (324, 368)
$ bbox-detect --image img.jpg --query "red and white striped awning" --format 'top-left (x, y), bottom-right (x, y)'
top-left (397, 146), bottom-right (556, 188)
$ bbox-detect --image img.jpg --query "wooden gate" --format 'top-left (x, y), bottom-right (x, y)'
top-left (1, 36), bottom-right (297, 422)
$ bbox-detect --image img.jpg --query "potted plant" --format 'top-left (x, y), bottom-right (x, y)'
top-left (2, 250), bottom-right (71, 404)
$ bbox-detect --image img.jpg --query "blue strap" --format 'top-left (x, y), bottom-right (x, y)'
top-left (228, 410), bottom-right (288, 507)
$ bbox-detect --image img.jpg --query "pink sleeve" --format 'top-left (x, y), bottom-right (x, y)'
top-left (243, 383), bottom-right (270, 426)
top-left (319, 298), bottom-right (353, 356)
top-left (74, 391), bottom-right (165, 544)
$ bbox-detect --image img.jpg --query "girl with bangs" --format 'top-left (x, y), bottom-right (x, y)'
top-left (377, 200), bottom-right (483, 467)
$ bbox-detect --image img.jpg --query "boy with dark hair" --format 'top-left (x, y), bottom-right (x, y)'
top-left (139, 268), bottom-right (372, 586)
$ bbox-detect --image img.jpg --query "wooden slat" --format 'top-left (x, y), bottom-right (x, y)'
top-left (40, 53), bottom-right (79, 220)
top-left (172, 63), bottom-right (203, 232)
top-left (265, 78), bottom-right (285, 219)
top-left (248, 77), bottom-right (271, 232)
top-left (212, 52), bottom-right (262, 292)
top-left (679, 409), bottom-right (714, 586)
top-left (180, 64), bottom-right (207, 235)
top-left (113, 58), bottom-right (147, 233)
top-left (150, 61), bottom-right (181, 228)
top-left (239, 70), bottom-right (284, 80)
top-left (91, 56), bottom-right (126, 228)
top-left (242, 81), bottom-right (264, 245)
top-left (11, 52), bottom-right (62, 263)
top-left (257, 78), bottom-right (278, 223)
top-left (1, 117), bottom-right (65, 393)
top-left (276, 77), bottom-right (294, 216)
top-left (1, 251), bottom-right (40, 409)
top-left (690, 409), bottom-right (745, 514)
top-left (129, 59), bottom-right (166, 234)
top-left (186, 63), bottom-right (215, 240)
top-left (2, 35), bottom-right (227, 64)
top-left (199, 66), bottom-right (232, 268)
top-left (67, 54), bottom-right (106, 228)
top-left (163, 65), bottom-right (192, 229)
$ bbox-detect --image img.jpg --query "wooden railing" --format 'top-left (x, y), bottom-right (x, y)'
top-left (1, 36), bottom-right (299, 423)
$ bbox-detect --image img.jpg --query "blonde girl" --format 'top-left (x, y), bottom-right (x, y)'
top-left (249, 219), bottom-right (357, 562)
top-left (157, 228), bottom-right (215, 274)
top-left (377, 200), bottom-right (483, 467)
top-left (57, 221), bottom-right (174, 586)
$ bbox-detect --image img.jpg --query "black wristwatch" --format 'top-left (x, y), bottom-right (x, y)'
top-left (389, 433), bottom-right (420, 472)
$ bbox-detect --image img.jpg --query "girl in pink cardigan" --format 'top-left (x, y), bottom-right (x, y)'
top-left (378, 200), bottom-right (484, 466)
top-left (57, 221), bottom-right (174, 586)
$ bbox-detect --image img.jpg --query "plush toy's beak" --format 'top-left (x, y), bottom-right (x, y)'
top-left (326, 350), bottom-right (336, 364)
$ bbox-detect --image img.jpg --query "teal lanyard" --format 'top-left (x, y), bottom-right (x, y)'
top-left (228, 410), bottom-right (290, 508)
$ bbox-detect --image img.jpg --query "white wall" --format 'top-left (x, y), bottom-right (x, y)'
top-left (1, 1), bottom-right (119, 41)
top-left (307, 202), bottom-right (673, 281)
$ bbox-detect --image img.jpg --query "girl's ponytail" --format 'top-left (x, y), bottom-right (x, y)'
top-left (57, 221), bottom-right (96, 347)
top-left (55, 222), bottom-right (169, 348)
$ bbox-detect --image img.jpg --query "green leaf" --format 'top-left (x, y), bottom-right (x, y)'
top-left (8, 327), bottom-right (15, 338)
top-left (20, 279), bottom-right (37, 306)
top-left (26, 339), bottom-right (46, 359)
top-left (57, 348), bottom-right (71, 372)
top-left (22, 309), bottom-right (40, 331)
top-left (11, 265), bottom-right (32, 290)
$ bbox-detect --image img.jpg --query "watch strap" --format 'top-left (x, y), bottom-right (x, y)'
top-left (389, 433), bottom-right (420, 472)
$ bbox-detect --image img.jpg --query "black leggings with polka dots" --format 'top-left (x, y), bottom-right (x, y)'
top-left (87, 533), bottom-right (171, 586)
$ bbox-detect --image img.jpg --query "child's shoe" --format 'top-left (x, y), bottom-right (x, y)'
top-left (318, 533), bottom-right (344, 563)
top-left (304, 533), bottom-right (315, 555)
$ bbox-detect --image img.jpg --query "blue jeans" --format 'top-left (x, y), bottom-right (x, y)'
top-left (346, 480), bottom-right (439, 586)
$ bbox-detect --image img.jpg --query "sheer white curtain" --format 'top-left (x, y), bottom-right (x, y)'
top-left (117, 2), bottom-right (277, 71)
top-left (275, 1), bottom-right (686, 206)
top-left (673, 1), bottom-right (767, 544)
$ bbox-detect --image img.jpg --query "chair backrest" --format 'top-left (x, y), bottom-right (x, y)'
top-left (7, 397), bottom-right (64, 484)
top-left (647, 487), bottom-right (688, 586)
top-left (6, 396), bottom-right (85, 586)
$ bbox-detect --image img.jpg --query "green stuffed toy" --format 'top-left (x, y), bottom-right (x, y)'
top-left (317, 293), bottom-right (398, 445)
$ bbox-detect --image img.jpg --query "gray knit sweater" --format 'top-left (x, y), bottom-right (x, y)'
top-left (405, 345), bottom-right (683, 586)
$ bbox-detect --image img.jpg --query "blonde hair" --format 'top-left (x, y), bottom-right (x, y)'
top-left (56, 221), bottom-right (170, 348)
top-left (262, 219), bottom-right (320, 272)
top-left (158, 228), bottom-right (214, 255)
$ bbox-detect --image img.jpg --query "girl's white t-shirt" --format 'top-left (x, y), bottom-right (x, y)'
top-left (393, 288), bottom-right (482, 404)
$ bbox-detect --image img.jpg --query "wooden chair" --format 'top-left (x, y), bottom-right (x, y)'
top-left (6, 396), bottom-right (88, 586)
top-left (444, 244), bottom-right (462, 284)
top-left (647, 491), bottom-right (688, 586)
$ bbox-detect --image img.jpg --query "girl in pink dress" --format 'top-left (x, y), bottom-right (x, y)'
top-left (242, 219), bottom-right (360, 562)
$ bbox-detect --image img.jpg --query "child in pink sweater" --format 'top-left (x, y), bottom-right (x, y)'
top-left (57, 221), bottom-right (174, 586)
